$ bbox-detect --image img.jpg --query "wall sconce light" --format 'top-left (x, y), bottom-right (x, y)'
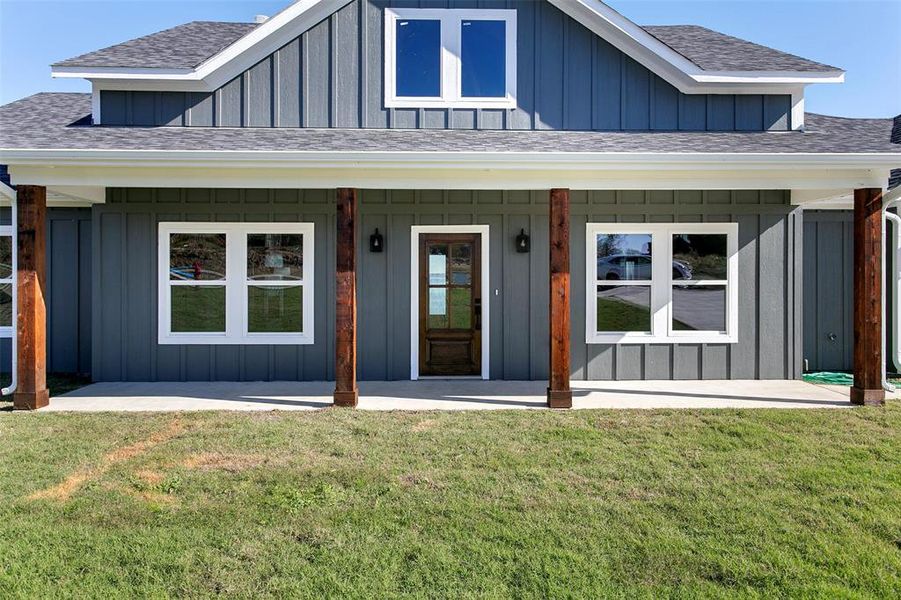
top-left (369, 228), bottom-right (384, 253)
top-left (515, 229), bottom-right (530, 253)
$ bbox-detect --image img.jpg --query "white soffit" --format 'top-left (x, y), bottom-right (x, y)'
top-left (52, 0), bottom-right (843, 94)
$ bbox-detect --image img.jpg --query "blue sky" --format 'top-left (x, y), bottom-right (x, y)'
top-left (0, 0), bottom-right (898, 117)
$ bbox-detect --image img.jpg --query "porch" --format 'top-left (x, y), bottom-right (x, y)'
top-left (43, 379), bottom-right (875, 411)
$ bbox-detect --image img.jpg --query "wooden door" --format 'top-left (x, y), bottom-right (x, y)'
top-left (419, 234), bottom-right (482, 376)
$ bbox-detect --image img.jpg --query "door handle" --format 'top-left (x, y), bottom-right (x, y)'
top-left (474, 298), bottom-right (482, 330)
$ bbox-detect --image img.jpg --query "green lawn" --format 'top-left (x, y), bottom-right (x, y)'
top-left (0, 406), bottom-right (899, 597)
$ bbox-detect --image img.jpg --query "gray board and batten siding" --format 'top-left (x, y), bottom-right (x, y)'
top-left (99, 0), bottom-right (792, 132)
top-left (91, 188), bottom-right (802, 383)
top-left (802, 210), bottom-right (853, 373)
top-left (0, 208), bottom-right (92, 376)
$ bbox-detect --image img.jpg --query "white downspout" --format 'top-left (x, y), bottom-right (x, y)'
top-left (1, 189), bottom-right (16, 397)
top-left (882, 189), bottom-right (901, 394)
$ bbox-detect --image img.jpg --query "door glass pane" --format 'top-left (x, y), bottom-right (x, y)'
top-left (461, 20), bottom-right (506, 98)
top-left (597, 284), bottom-right (651, 333)
top-left (247, 233), bottom-right (303, 281)
top-left (396, 19), bottom-right (441, 97)
top-left (450, 243), bottom-right (472, 284)
top-left (449, 287), bottom-right (472, 329)
top-left (672, 285), bottom-right (726, 331)
top-left (0, 236), bottom-right (11, 279)
top-left (596, 234), bottom-right (652, 281)
top-left (672, 233), bottom-right (727, 280)
top-left (171, 285), bottom-right (225, 332)
top-left (428, 245), bottom-right (447, 284)
top-left (0, 283), bottom-right (11, 327)
top-left (428, 287), bottom-right (448, 328)
top-left (248, 285), bottom-right (303, 333)
top-left (169, 233), bottom-right (226, 281)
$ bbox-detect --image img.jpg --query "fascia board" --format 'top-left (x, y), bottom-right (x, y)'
top-left (3, 149), bottom-right (900, 170)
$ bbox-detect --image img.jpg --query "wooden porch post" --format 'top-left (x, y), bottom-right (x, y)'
top-left (334, 188), bottom-right (358, 407)
top-left (13, 185), bottom-right (49, 410)
top-left (548, 188), bottom-right (573, 408)
top-left (850, 188), bottom-right (885, 406)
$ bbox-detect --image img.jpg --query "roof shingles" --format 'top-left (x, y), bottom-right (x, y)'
top-left (1, 93), bottom-right (898, 156)
top-left (642, 25), bottom-right (840, 73)
top-left (53, 21), bottom-right (257, 70)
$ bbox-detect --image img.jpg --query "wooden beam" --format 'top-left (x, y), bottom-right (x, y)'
top-left (334, 187), bottom-right (358, 407)
top-left (548, 188), bottom-right (573, 409)
top-left (850, 188), bottom-right (885, 406)
top-left (13, 185), bottom-right (49, 410)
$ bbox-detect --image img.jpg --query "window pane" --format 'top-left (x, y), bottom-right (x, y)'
top-left (0, 236), bottom-right (11, 279)
top-left (247, 233), bottom-right (303, 281)
top-left (170, 233), bottom-right (226, 281)
top-left (428, 287), bottom-right (448, 328)
top-left (171, 285), bottom-right (225, 332)
top-left (450, 243), bottom-right (472, 285)
top-left (597, 285), bottom-right (651, 333)
top-left (248, 285), bottom-right (302, 333)
top-left (449, 287), bottom-right (471, 329)
top-left (429, 245), bottom-right (447, 284)
top-left (0, 283), bottom-right (11, 327)
top-left (396, 19), bottom-right (441, 97)
top-left (672, 285), bottom-right (726, 331)
top-left (672, 233), bottom-right (727, 280)
top-left (596, 234), bottom-right (652, 281)
top-left (461, 20), bottom-right (506, 98)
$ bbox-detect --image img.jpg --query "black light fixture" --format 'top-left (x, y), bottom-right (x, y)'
top-left (369, 228), bottom-right (384, 253)
top-left (515, 228), bottom-right (530, 253)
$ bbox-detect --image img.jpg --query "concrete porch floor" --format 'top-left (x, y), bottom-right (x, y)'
top-left (40, 379), bottom-right (886, 412)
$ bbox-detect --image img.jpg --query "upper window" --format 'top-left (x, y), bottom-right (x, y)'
top-left (385, 8), bottom-right (517, 109)
top-left (586, 223), bottom-right (738, 345)
top-left (158, 222), bottom-right (314, 345)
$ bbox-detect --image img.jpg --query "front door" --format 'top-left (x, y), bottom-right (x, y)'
top-left (419, 234), bottom-right (482, 376)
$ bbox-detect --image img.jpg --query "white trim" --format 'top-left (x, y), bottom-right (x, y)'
top-left (91, 84), bottom-right (102, 125)
top-left (4, 155), bottom-right (894, 192)
top-left (410, 225), bottom-right (490, 381)
top-left (585, 222), bottom-right (739, 345)
top-left (158, 222), bottom-right (314, 345)
top-left (384, 8), bottom-right (517, 109)
top-left (51, 0), bottom-right (841, 96)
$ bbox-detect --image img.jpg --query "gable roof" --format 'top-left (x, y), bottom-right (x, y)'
top-left (642, 25), bottom-right (838, 73)
top-left (53, 21), bottom-right (257, 70)
top-left (50, 0), bottom-right (844, 94)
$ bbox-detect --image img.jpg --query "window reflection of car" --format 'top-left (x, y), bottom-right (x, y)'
top-left (169, 267), bottom-right (225, 281)
top-left (597, 255), bottom-right (693, 280)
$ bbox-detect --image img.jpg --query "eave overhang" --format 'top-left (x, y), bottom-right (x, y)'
top-left (3, 149), bottom-right (896, 191)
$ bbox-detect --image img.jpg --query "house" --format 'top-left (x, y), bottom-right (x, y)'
top-left (0, 0), bottom-right (899, 410)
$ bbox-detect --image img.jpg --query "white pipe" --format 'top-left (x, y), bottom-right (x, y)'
top-left (1, 190), bottom-right (16, 397)
top-left (885, 199), bottom-right (901, 383)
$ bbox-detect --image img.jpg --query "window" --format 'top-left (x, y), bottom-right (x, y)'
top-left (158, 223), bottom-right (314, 345)
top-left (385, 8), bottom-right (516, 109)
top-left (0, 226), bottom-right (12, 338)
top-left (586, 223), bottom-right (738, 344)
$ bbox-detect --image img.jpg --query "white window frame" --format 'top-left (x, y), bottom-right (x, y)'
top-left (158, 222), bottom-right (314, 345)
top-left (585, 223), bottom-right (739, 345)
top-left (0, 225), bottom-right (12, 339)
top-left (384, 8), bottom-right (517, 109)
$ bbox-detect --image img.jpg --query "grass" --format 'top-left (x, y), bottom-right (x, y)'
top-left (0, 406), bottom-right (899, 597)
